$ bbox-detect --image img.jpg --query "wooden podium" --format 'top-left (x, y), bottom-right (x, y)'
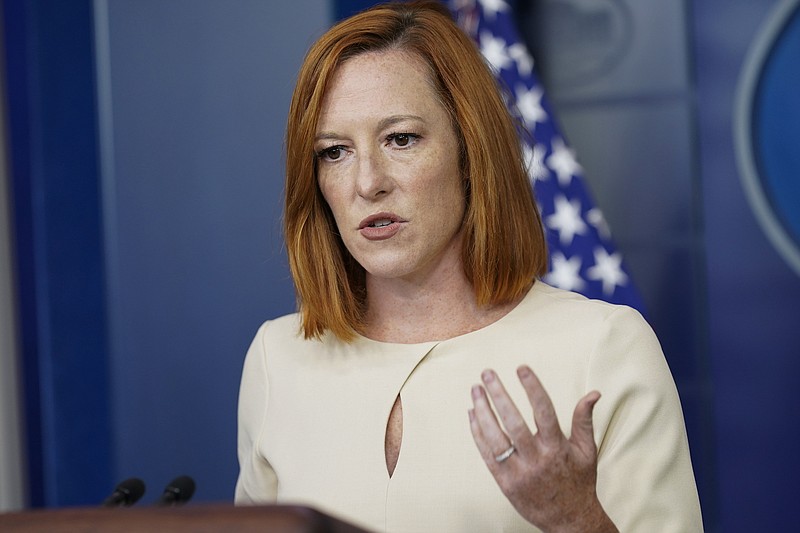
top-left (0, 504), bottom-right (371, 532)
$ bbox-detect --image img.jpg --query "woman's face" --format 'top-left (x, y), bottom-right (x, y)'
top-left (315, 50), bottom-right (465, 285)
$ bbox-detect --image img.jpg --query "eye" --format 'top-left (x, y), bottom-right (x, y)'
top-left (387, 132), bottom-right (419, 148)
top-left (316, 145), bottom-right (346, 162)
top-left (393, 134), bottom-right (411, 147)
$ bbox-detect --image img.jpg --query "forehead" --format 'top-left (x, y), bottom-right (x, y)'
top-left (333, 48), bottom-right (433, 84)
top-left (317, 50), bottom-right (444, 126)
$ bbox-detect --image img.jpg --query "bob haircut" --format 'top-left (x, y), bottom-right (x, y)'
top-left (285, 0), bottom-right (547, 341)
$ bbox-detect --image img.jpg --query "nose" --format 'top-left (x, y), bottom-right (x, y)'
top-left (355, 148), bottom-right (392, 200)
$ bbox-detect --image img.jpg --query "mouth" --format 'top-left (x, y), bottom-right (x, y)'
top-left (358, 212), bottom-right (407, 241)
top-left (367, 219), bottom-right (392, 228)
top-left (358, 212), bottom-right (405, 230)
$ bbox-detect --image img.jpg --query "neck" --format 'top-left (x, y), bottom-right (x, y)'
top-left (362, 263), bottom-right (523, 344)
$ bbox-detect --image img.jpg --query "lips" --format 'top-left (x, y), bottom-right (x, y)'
top-left (358, 212), bottom-right (405, 229)
top-left (358, 212), bottom-right (406, 240)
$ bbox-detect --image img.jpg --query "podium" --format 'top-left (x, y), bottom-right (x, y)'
top-left (0, 504), bottom-right (370, 532)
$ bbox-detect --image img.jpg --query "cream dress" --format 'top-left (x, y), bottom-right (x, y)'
top-left (235, 282), bottom-right (703, 532)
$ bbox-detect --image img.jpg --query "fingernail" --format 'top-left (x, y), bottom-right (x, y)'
top-left (481, 369), bottom-right (494, 383)
top-left (590, 391), bottom-right (601, 406)
top-left (471, 385), bottom-right (482, 399)
top-left (517, 365), bottom-right (531, 378)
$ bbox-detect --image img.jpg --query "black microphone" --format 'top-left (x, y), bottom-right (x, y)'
top-left (155, 475), bottom-right (196, 506)
top-left (102, 477), bottom-right (146, 507)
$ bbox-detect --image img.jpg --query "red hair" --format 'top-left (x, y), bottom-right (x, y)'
top-left (284, 1), bottom-right (546, 340)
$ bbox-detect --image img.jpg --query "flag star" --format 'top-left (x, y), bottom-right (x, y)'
top-left (478, 0), bottom-right (509, 19)
top-left (480, 31), bottom-right (511, 72)
top-left (516, 84), bottom-right (546, 126)
top-left (522, 142), bottom-right (548, 182)
top-left (546, 137), bottom-right (583, 187)
top-left (451, 0), bottom-right (479, 36)
top-left (586, 247), bottom-right (628, 295)
top-left (546, 195), bottom-right (588, 245)
top-left (508, 43), bottom-right (533, 76)
top-left (545, 252), bottom-right (585, 292)
top-left (586, 208), bottom-right (611, 239)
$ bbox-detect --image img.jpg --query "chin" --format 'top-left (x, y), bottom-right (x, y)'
top-left (358, 255), bottom-right (420, 281)
top-left (362, 264), bottom-right (416, 281)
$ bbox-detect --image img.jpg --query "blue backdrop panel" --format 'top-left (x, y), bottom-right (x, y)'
top-left (97, 0), bottom-right (327, 502)
top-left (755, 6), bottom-right (800, 242)
top-left (334, 0), bottom-right (376, 19)
top-left (694, 0), bottom-right (800, 530)
top-left (3, 0), bottom-right (112, 506)
top-left (3, 0), bottom-right (330, 506)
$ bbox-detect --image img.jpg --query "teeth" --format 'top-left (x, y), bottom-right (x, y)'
top-left (370, 219), bottom-right (392, 228)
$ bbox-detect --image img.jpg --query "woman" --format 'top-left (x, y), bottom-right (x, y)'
top-left (236, 2), bottom-right (703, 532)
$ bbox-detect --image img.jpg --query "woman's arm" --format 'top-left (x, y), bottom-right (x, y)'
top-left (235, 322), bottom-right (279, 504)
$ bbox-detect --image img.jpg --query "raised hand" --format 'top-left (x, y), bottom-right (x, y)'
top-left (468, 365), bottom-right (618, 533)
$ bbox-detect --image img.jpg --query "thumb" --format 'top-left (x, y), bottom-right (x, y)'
top-left (569, 391), bottom-right (600, 455)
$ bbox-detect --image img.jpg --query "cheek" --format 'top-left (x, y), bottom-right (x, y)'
top-left (318, 177), bottom-right (341, 214)
top-left (429, 163), bottom-right (465, 210)
top-left (317, 183), bottom-right (347, 236)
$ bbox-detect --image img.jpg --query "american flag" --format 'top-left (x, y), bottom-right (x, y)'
top-left (449, 0), bottom-right (644, 311)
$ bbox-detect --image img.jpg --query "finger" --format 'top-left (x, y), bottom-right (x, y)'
top-left (468, 408), bottom-right (500, 469)
top-left (471, 384), bottom-right (513, 457)
top-left (516, 365), bottom-right (563, 446)
top-left (480, 369), bottom-right (534, 447)
top-left (570, 390), bottom-right (601, 457)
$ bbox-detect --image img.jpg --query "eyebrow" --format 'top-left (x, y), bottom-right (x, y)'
top-left (314, 114), bottom-right (424, 142)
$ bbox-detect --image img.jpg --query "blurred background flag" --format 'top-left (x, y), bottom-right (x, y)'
top-left (449, 0), bottom-right (645, 312)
